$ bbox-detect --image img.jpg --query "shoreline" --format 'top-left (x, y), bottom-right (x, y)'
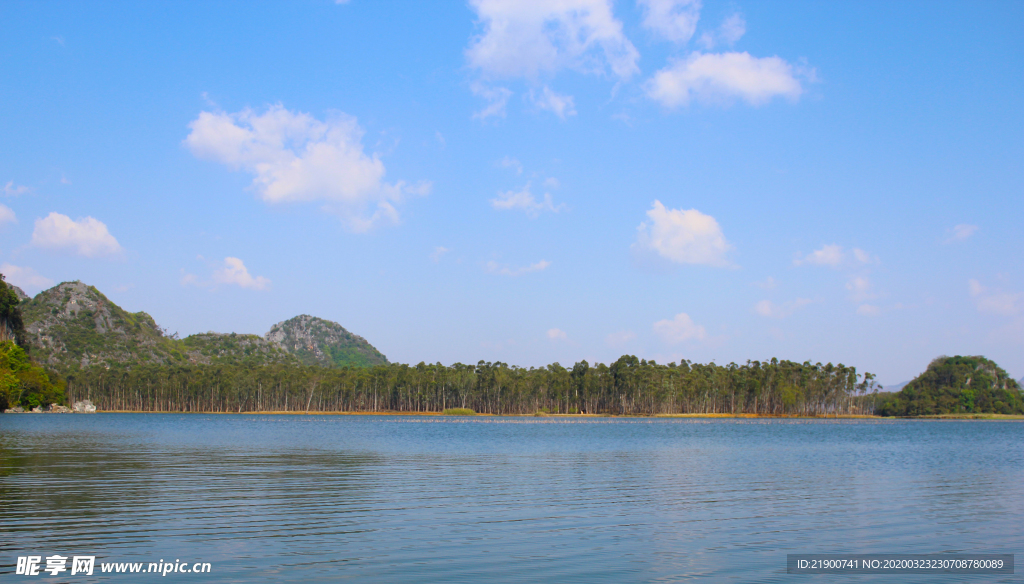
top-left (12, 410), bottom-right (1024, 420)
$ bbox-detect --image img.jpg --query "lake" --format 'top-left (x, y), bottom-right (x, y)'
top-left (1, 414), bottom-right (1021, 582)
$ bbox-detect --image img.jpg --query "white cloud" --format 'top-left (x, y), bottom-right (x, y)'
top-left (430, 246), bottom-right (451, 262)
top-left (31, 212), bottom-right (123, 258)
top-left (605, 330), bottom-right (636, 347)
top-left (639, 0), bottom-right (701, 44)
top-left (4, 181), bottom-right (30, 196)
top-left (646, 51), bottom-right (803, 108)
top-left (718, 13), bottom-right (746, 45)
top-left (530, 86), bottom-right (577, 119)
top-left (794, 244), bottom-right (844, 267)
top-left (0, 264), bottom-right (53, 292)
top-left (0, 204), bottom-right (16, 226)
top-left (753, 276), bottom-right (777, 290)
top-left (485, 259), bottom-right (551, 276)
top-left (846, 276), bottom-right (879, 302)
top-left (185, 104), bottom-right (426, 231)
top-left (856, 304), bottom-right (880, 316)
top-left (491, 183), bottom-right (565, 217)
top-left (969, 279), bottom-right (1020, 316)
top-left (754, 298), bottom-right (812, 319)
top-left (698, 12), bottom-right (746, 49)
top-left (212, 257), bottom-right (270, 290)
top-left (499, 156), bottom-right (523, 174)
top-left (633, 200), bottom-right (732, 267)
top-left (466, 0), bottom-right (639, 81)
top-left (947, 224), bottom-right (978, 242)
top-left (471, 83), bottom-right (513, 120)
top-left (653, 312), bottom-right (706, 343)
top-left (543, 177), bottom-right (560, 189)
top-left (852, 248), bottom-right (875, 264)
top-left (547, 328), bottom-right (567, 340)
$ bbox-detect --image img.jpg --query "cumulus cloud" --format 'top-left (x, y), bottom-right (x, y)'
top-left (491, 183), bottom-right (565, 218)
top-left (969, 279), bottom-right (1020, 316)
top-left (0, 263), bottom-right (53, 292)
top-left (212, 257), bottom-right (270, 290)
top-left (639, 0), bottom-right (701, 44)
top-left (754, 298), bottom-right (812, 319)
top-left (466, 0), bottom-right (639, 81)
top-left (0, 204), bottom-right (16, 226)
top-left (947, 224), bottom-right (978, 242)
top-left (185, 257), bottom-right (270, 291)
top-left (547, 328), bottom-right (567, 340)
top-left (185, 104), bottom-right (427, 231)
top-left (4, 181), bottom-right (30, 196)
top-left (530, 86), bottom-right (577, 119)
top-left (31, 212), bottom-right (123, 258)
top-left (485, 259), bottom-right (551, 276)
top-left (633, 200), bottom-right (732, 267)
top-left (646, 51), bottom-right (804, 108)
top-left (653, 312), bottom-right (706, 343)
top-left (794, 244), bottom-right (844, 267)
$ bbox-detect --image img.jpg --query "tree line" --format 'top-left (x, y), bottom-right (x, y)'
top-left (62, 356), bottom-right (882, 416)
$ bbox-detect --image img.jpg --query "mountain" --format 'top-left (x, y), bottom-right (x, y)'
top-left (21, 281), bottom-right (178, 369)
top-left (17, 281), bottom-right (387, 371)
top-left (180, 333), bottom-right (299, 367)
top-left (266, 315), bottom-right (388, 368)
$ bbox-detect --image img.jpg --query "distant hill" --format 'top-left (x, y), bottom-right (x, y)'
top-left (266, 315), bottom-right (388, 368)
top-left (884, 380), bottom-right (910, 392)
top-left (879, 355), bottom-right (1023, 416)
top-left (17, 281), bottom-right (387, 371)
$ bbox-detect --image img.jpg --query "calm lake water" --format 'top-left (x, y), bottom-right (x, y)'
top-left (1, 414), bottom-right (1021, 582)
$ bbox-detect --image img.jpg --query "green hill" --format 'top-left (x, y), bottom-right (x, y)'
top-left (180, 333), bottom-right (299, 367)
top-left (21, 282), bottom-right (179, 369)
top-left (17, 281), bottom-right (387, 372)
top-left (879, 355), bottom-right (1024, 416)
top-left (265, 315), bottom-right (388, 368)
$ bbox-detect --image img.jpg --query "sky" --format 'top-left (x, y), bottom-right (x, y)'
top-left (0, 0), bottom-right (1021, 385)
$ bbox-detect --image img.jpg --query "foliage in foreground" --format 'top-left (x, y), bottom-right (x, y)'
top-left (62, 356), bottom-right (880, 416)
top-left (878, 355), bottom-right (1023, 416)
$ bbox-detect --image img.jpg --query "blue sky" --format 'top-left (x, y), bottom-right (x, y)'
top-left (1, 0), bottom-right (1021, 384)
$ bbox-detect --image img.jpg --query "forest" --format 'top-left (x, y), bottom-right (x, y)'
top-left (59, 357), bottom-right (881, 416)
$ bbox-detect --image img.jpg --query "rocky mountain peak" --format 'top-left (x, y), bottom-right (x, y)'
top-left (266, 315), bottom-right (388, 368)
